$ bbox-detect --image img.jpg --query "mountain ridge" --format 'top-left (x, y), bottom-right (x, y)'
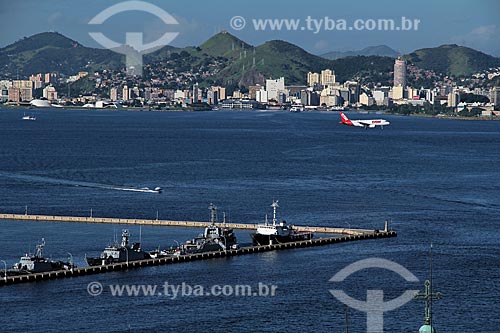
top-left (1, 32), bottom-right (498, 84)
top-left (321, 45), bottom-right (399, 60)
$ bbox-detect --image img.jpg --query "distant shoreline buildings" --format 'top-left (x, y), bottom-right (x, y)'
top-left (0, 59), bottom-right (499, 116)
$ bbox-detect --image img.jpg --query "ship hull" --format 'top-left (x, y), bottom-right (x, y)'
top-left (250, 232), bottom-right (313, 246)
top-left (86, 251), bottom-right (151, 266)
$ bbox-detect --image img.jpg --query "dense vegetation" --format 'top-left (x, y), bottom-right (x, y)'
top-left (2, 32), bottom-right (499, 91)
top-left (405, 44), bottom-right (500, 77)
top-left (0, 32), bottom-right (124, 77)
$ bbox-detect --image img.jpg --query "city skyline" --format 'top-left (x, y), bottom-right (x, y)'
top-left (0, 0), bottom-right (499, 56)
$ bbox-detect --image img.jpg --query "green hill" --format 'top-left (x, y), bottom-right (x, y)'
top-left (193, 34), bottom-right (394, 86)
top-left (405, 44), bottom-right (500, 76)
top-left (5, 31), bottom-right (497, 88)
top-left (322, 45), bottom-right (399, 60)
top-left (199, 31), bottom-right (251, 59)
top-left (0, 32), bottom-right (123, 77)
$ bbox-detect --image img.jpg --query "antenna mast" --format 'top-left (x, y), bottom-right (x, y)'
top-left (209, 203), bottom-right (218, 224)
top-left (271, 200), bottom-right (279, 226)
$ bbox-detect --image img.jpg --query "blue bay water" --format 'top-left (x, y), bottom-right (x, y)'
top-left (0, 108), bottom-right (499, 332)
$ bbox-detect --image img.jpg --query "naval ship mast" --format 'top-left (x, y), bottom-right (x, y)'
top-left (271, 200), bottom-right (279, 226)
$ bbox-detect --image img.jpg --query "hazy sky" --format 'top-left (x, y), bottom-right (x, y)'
top-left (1, 0), bottom-right (499, 56)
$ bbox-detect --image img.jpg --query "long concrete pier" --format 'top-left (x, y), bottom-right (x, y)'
top-left (0, 230), bottom-right (397, 286)
top-left (0, 213), bottom-right (380, 235)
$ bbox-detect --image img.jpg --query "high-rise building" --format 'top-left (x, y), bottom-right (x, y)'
top-left (211, 86), bottom-right (226, 101)
top-left (307, 72), bottom-right (320, 87)
top-left (122, 85), bottom-right (129, 101)
top-left (110, 87), bottom-right (118, 101)
top-left (393, 58), bottom-right (407, 87)
top-left (42, 85), bottom-right (58, 101)
top-left (8, 87), bottom-right (20, 102)
top-left (491, 87), bottom-right (500, 106)
top-left (192, 83), bottom-right (199, 103)
top-left (447, 91), bottom-right (460, 109)
top-left (12, 80), bottom-right (33, 101)
top-left (345, 81), bottom-right (360, 104)
top-left (207, 89), bottom-right (219, 105)
top-left (265, 77), bottom-right (285, 101)
top-left (256, 89), bottom-right (268, 103)
top-left (392, 85), bottom-right (405, 100)
top-left (248, 85), bottom-right (262, 100)
top-left (320, 69), bottom-right (335, 86)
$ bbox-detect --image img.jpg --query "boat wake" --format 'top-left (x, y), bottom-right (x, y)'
top-left (0, 172), bottom-right (162, 193)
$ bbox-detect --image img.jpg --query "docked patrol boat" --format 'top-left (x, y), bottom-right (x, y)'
top-left (9, 238), bottom-right (75, 275)
top-left (251, 200), bottom-right (314, 245)
top-left (86, 229), bottom-right (151, 266)
top-left (181, 203), bottom-right (239, 254)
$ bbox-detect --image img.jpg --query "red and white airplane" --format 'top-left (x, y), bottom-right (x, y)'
top-left (339, 112), bottom-right (390, 129)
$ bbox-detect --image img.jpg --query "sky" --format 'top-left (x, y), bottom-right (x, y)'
top-left (0, 0), bottom-right (499, 56)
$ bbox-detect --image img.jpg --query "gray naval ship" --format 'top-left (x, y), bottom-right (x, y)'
top-left (181, 203), bottom-right (239, 254)
top-left (85, 229), bottom-right (151, 266)
top-left (8, 238), bottom-right (76, 275)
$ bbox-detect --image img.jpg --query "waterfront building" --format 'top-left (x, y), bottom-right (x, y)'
top-left (359, 92), bottom-right (374, 106)
top-left (42, 85), bottom-right (58, 101)
top-left (248, 85), bottom-right (262, 100)
top-left (8, 87), bottom-right (20, 102)
top-left (491, 86), bottom-right (500, 107)
top-left (110, 87), bottom-right (118, 101)
top-left (122, 85), bottom-right (129, 101)
top-left (266, 77), bottom-right (285, 101)
top-left (447, 91), bottom-right (460, 109)
top-left (211, 86), bottom-right (226, 101)
top-left (192, 83), bottom-right (200, 103)
top-left (256, 89), bottom-right (268, 103)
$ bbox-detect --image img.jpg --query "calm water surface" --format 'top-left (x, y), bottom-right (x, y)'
top-left (0, 109), bottom-right (499, 332)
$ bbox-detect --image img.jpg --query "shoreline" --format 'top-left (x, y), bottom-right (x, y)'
top-left (2, 105), bottom-right (499, 121)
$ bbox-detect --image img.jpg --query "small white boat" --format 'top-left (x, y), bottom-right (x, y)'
top-left (22, 114), bottom-right (36, 121)
top-left (290, 105), bottom-right (304, 112)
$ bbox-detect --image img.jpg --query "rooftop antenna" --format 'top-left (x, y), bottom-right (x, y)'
top-left (265, 214), bottom-right (268, 226)
top-left (271, 200), bottom-right (279, 226)
top-left (223, 212), bottom-right (226, 224)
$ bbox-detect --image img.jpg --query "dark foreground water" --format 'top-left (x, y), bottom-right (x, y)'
top-left (0, 109), bottom-right (499, 332)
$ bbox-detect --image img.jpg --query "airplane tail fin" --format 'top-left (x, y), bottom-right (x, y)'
top-left (340, 112), bottom-right (353, 126)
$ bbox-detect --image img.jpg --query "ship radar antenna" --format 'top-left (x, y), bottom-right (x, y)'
top-left (271, 200), bottom-right (279, 226)
top-left (414, 242), bottom-right (443, 333)
top-left (35, 238), bottom-right (45, 258)
top-left (209, 203), bottom-right (218, 225)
